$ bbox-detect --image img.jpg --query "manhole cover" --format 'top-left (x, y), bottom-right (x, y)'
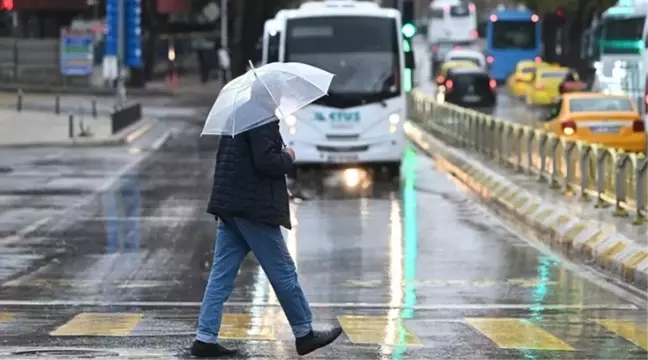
top-left (10, 349), bottom-right (119, 358)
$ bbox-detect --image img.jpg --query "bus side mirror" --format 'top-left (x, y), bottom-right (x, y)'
top-left (405, 51), bottom-right (415, 69)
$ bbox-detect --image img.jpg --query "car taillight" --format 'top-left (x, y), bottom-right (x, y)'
top-left (454, 45), bottom-right (461, 50)
top-left (432, 45), bottom-right (438, 52)
top-left (535, 83), bottom-right (544, 90)
top-left (489, 79), bottom-right (496, 89)
top-left (534, 56), bottom-right (541, 62)
top-left (471, 30), bottom-right (478, 38)
top-left (436, 76), bottom-right (444, 83)
top-left (632, 119), bottom-right (645, 132)
top-left (445, 80), bottom-right (453, 89)
top-left (486, 56), bottom-right (494, 63)
top-left (561, 120), bottom-right (577, 135)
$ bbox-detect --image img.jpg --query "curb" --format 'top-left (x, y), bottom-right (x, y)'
top-left (0, 85), bottom-right (173, 97)
top-left (405, 121), bottom-right (648, 290)
top-left (0, 118), bottom-right (158, 149)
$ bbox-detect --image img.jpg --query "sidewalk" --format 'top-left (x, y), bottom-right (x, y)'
top-left (406, 121), bottom-right (648, 289)
top-left (0, 74), bottom-right (223, 99)
top-left (0, 109), bottom-right (155, 148)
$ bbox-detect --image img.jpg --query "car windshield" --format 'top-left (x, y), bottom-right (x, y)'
top-left (449, 56), bottom-right (480, 65)
top-left (569, 98), bottom-right (634, 112)
top-left (540, 71), bottom-right (568, 79)
top-left (491, 20), bottom-right (537, 49)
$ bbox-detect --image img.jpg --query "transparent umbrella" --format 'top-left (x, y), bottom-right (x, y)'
top-left (201, 61), bottom-right (334, 136)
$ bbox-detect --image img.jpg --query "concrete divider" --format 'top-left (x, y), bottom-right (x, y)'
top-left (405, 121), bottom-right (648, 290)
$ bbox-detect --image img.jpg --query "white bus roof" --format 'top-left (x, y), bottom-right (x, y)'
top-left (289, 1), bottom-right (399, 18)
top-left (429, 0), bottom-right (462, 8)
top-left (603, 1), bottom-right (648, 17)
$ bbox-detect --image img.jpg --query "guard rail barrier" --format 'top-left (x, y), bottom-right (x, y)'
top-left (408, 89), bottom-right (647, 225)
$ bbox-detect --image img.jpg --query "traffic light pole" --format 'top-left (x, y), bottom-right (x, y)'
top-left (116, 0), bottom-right (126, 105)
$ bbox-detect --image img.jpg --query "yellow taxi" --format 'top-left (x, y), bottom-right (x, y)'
top-left (507, 60), bottom-right (545, 97)
top-left (539, 92), bottom-right (646, 152)
top-left (436, 60), bottom-right (478, 85)
top-left (524, 67), bottom-right (578, 106)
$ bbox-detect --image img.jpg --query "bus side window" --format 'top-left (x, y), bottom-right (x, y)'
top-left (429, 8), bottom-right (444, 19)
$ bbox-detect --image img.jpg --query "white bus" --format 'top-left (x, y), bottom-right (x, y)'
top-left (426, 0), bottom-right (478, 71)
top-left (593, 1), bottom-right (647, 118)
top-left (278, 0), bottom-right (410, 178)
top-left (261, 10), bottom-right (292, 65)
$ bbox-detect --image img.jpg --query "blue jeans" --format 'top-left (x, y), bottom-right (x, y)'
top-left (196, 217), bottom-right (313, 343)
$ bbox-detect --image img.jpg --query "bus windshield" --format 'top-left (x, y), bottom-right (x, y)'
top-left (602, 16), bottom-right (645, 53)
top-left (491, 20), bottom-right (537, 49)
top-left (285, 16), bottom-right (400, 95)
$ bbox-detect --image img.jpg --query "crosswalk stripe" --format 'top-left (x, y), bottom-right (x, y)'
top-left (594, 319), bottom-right (647, 351)
top-left (49, 313), bottom-right (143, 336)
top-left (465, 318), bottom-right (574, 351)
top-left (337, 315), bottom-right (422, 345)
top-left (219, 313), bottom-right (276, 341)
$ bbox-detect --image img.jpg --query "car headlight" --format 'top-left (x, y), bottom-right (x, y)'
top-left (284, 115), bottom-right (297, 126)
top-left (389, 113), bottom-right (400, 125)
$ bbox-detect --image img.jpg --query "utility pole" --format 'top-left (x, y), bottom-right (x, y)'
top-left (220, 0), bottom-right (228, 49)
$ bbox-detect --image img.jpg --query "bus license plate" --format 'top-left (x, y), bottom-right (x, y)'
top-left (462, 95), bottom-right (481, 102)
top-left (590, 126), bottom-right (620, 134)
top-left (327, 154), bottom-right (358, 163)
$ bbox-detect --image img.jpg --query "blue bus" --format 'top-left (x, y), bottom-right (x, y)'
top-left (485, 8), bottom-right (542, 83)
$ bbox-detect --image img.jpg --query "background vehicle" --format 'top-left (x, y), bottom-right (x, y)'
top-left (485, 6), bottom-right (542, 83)
top-left (427, 0), bottom-right (478, 75)
top-left (437, 67), bottom-right (497, 110)
top-left (507, 59), bottom-right (544, 97)
top-left (539, 93), bottom-right (645, 152)
top-left (278, 0), bottom-right (410, 177)
top-left (436, 60), bottom-right (479, 85)
top-left (261, 10), bottom-right (292, 65)
top-left (592, 1), bottom-right (646, 125)
top-left (444, 49), bottom-right (486, 69)
top-left (525, 67), bottom-right (575, 106)
top-left (558, 71), bottom-right (586, 95)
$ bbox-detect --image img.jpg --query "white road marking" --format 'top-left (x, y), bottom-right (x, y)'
top-left (0, 299), bottom-right (638, 310)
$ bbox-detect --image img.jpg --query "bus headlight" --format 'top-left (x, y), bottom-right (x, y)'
top-left (284, 114), bottom-right (297, 126)
top-left (388, 113), bottom-right (400, 124)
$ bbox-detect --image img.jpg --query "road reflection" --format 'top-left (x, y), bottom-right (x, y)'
top-left (101, 174), bottom-right (141, 253)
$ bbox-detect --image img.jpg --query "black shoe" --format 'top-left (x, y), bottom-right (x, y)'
top-left (295, 327), bottom-right (343, 356)
top-left (190, 340), bottom-right (238, 358)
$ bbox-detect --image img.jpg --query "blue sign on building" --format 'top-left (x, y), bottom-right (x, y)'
top-left (125, 0), bottom-right (142, 67)
top-left (104, 0), bottom-right (118, 56)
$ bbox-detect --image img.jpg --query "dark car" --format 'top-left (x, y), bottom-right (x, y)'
top-left (437, 67), bottom-right (497, 109)
top-left (558, 70), bottom-right (586, 94)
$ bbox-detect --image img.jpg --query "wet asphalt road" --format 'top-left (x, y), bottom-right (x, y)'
top-left (0, 89), bottom-right (647, 358)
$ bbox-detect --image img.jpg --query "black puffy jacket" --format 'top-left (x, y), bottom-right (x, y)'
top-left (207, 120), bottom-right (294, 229)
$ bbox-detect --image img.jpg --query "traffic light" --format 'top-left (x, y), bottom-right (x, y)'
top-left (401, 0), bottom-right (416, 38)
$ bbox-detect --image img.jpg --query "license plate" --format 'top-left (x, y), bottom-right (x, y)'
top-left (462, 95), bottom-right (481, 102)
top-left (590, 126), bottom-right (620, 134)
top-left (327, 154), bottom-right (358, 163)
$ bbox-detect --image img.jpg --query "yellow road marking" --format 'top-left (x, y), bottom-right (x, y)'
top-left (219, 313), bottom-right (276, 341)
top-left (465, 318), bottom-right (574, 351)
top-left (50, 313), bottom-right (142, 336)
top-left (338, 315), bottom-right (421, 345)
top-left (595, 320), bottom-right (647, 350)
top-left (0, 313), bottom-right (13, 322)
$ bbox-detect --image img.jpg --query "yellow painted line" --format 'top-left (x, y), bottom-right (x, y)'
top-left (534, 209), bottom-right (554, 223)
top-left (219, 313), bottom-right (276, 341)
top-left (125, 120), bottom-right (153, 143)
top-left (465, 318), bottom-right (574, 351)
top-left (595, 320), bottom-right (647, 350)
top-left (512, 196), bottom-right (529, 208)
top-left (50, 313), bottom-right (142, 336)
top-left (549, 215), bottom-right (572, 229)
top-left (0, 313), bottom-right (13, 322)
top-left (338, 315), bottom-right (421, 345)
top-left (521, 202), bottom-right (540, 216)
top-left (600, 242), bottom-right (627, 267)
top-left (563, 223), bottom-right (587, 244)
top-left (622, 251), bottom-right (648, 279)
top-left (582, 231), bottom-right (608, 257)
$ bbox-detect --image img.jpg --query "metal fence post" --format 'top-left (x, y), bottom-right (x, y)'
top-left (68, 115), bottom-right (74, 138)
top-left (579, 144), bottom-right (591, 201)
top-left (563, 140), bottom-right (576, 194)
top-left (55, 95), bottom-right (60, 115)
top-left (549, 135), bottom-right (561, 189)
top-left (613, 154), bottom-right (629, 217)
top-left (634, 155), bottom-right (646, 224)
top-left (594, 148), bottom-right (610, 208)
top-left (16, 89), bottom-right (22, 111)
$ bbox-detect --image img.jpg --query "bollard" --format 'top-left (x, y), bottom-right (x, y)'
top-left (68, 115), bottom-right (74, 138)
top-left (55, 95), bottom-right (60, 115)
top-left (16, 90), bottom-right (22, 111)
top-left (91, 99), bottom-right (97, 118)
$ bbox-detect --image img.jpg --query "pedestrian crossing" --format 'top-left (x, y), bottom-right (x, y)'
top-left (0, 311), bottom-right (646, 352)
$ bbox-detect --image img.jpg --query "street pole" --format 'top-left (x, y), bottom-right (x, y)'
top-left (220, 0), bottom-right (228, 49)
top-left (116, 0), bottom-right (126, 105)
